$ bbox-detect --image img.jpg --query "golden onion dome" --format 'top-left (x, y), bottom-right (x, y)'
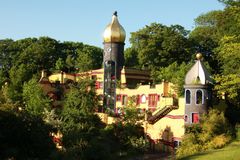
top-left (103, 11), bottom-right (126, 43)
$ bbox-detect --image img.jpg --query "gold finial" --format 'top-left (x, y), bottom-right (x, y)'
top-left (103, 11), bottom-right (126, 43)
top-left (113, 11), bottom-right (117, 16)
top-left (196, 53), bottom-right (203, 60)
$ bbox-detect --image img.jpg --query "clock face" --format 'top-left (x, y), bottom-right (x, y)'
top-left (106, 47), bottom-right (112, 53)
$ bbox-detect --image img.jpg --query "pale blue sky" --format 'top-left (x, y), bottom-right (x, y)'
top-left (0, 0), bottom-right (224, 48)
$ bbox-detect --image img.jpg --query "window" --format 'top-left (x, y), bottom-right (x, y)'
top-left (174, 141), bottom-right (180, 148)
top-left (91, 75), bottom-right (97, 80)
top-left (141, 94), bottom-right (146, 103)
top-left (148, 94), bottom-right (158, 107)
top-left (192, 113), bottom-right (199, 123)
top-left (99, 82), bottom-right (103, 89)
top-left (196, 90), bottom-right (203, 104)
top-left (136, 95), bottom-right (141, 105)
top-left (185, 90), bottom-right (191, 104)
top-left (184, 115), bottom-right (188, 122)
top-left (116, 95), bottom-right (121, 101)
top-left (122, 95), bottom-right (128, 106)
top-left (95, 81), bottom-right (100, 89)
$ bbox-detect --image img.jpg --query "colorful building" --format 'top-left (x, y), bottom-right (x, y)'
top-left (39, 12), bottom-right (213, 152)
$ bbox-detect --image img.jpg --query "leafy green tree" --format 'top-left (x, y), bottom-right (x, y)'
top-left (0, 69), bottom-right (7, 87)
top-left (215, 36), bottom-right (240, 75)
top-left (218, 0), bottom-right (240, 6)
top-left (124, 48), bottom-right (139, 68)
top-left (55, 57), bottom-right (66, 71)
top-left (75, 45), bottom-right (103, 72)
top-left (190, 4), bottom-right (240, 73)
top-left (214, 36), bottom-right (240, 125)
top-left (153, 62), bottom-right (193, 96)
top-left (60, 79), bottom-right (107, 159)
top-left (22, 78), bottom-right (51, 117)
top-left (0, 110), bottom-right (56, 160)
top-left (129, 23), bottom-right (192, 70)
top-left (189, 10), bottom-right (222, 73)
top-left (0, 39), bottom-right (15, 70)
top-left (65, 55), bottom-right (75, 72)
top-left (214, 74), bottom-right (240, 126)
top-left (215, 74), bottom-right (240, 105)
top-left (16, 37), bottom-right (60, 70)
top-left (63, 79), bottom-right (98, 114)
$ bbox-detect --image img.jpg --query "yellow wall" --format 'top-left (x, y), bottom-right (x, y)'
top-left (45, 68), bottom-right (186, 144)
top-left (145, 98), bottom-right (185, 141)
top-left (115, 83), bottom-right (174, 110)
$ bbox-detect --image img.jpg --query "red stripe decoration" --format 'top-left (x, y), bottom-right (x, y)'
top-left (163, 115), bottom-right (184, 119)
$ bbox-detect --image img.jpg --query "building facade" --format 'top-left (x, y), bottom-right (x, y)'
top-left (39, 13), bottom-right (213, 152)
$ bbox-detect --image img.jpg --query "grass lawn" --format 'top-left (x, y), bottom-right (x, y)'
top-left (181, 127), bottom-right (240, 160)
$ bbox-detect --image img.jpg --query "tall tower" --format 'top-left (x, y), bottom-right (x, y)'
top-left (102, 11), bottom-right (126, 110)
top-left (184, 53), bottom-right (213, 124)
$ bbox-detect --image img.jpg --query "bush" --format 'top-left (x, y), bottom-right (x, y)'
top-left (176, 109), bottom-right (233, 159)
top-left (176, 133), bottom-right (203, 158)
top-left (0, 110), bottom-right (56, 160)
top-left (208, 134), bottom-right (231, 149)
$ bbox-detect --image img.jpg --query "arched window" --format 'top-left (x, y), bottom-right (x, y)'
top-left (141, 94), bottom-right (146, 103)
top-left (196, 90), bottom-right (203, 104)
top-left (184, 115), bottom-right (188, 122)
top-left (185, 90), bottom-right (191, 104)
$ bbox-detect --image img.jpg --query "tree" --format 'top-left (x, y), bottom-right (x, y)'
top-left (124, 48), bottom-right (139, 68)
top-left (75, 45), bottom-right (103, 72)
top-left (62, 79), bottom-right (98, 115)
top-left (218, 0), bottom-right (240, 6)
top-left (189, 10), bottom-right (222, 73)
top-left (213, 36), bottom-right (240, 125)
top-left (0, 69), bottom-right (7, 87)
top-left (60, 79), bottom-right (106, 159)
top-left (0, 110), bottom-right (56, 159)
top-left (153, 62), bottom-right (193, 96)
top-left (22, 78), bottom-right (51, 117)
top-left (0, 39), bottom-right (14, 70)
top-left (214, 74), bottom-right (240, 126)
top-left (16, 37), bottom-right (60, 71)
top-left (215, 36), bottom-right (240, 75)
top-left (55, 57), bottom-right (66, 71)
top-left (129, 23), bottom-right (192, 70)
top-left (189, 4), bottom-right (240, 73)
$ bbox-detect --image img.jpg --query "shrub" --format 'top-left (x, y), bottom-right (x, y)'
top-left (208, 134), bottom-right (231, 149)
top-left (176, 109), bottom-right (233, 159)
top-left (176, 133), bottom-right (203, 158)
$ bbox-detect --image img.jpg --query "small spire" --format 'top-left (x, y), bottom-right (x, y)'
top-left (113, 11), bottom-right (117, 16)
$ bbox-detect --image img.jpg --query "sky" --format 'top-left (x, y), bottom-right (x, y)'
top-left (0, 0), bottom-right (224, 48)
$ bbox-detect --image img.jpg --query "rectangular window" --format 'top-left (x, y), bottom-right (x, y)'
top-left (116, 95), bottom-right (121, 101)
top-left (148, 94), bottom-right (158, 108)
top-left (95, 81), bottom-right (100, 89)
top-left (122, 95), bottom-right (128, 106)
top-left (192, 113), bottom-right (199, 123)
top-left (136, 95), bottom-right (141, 105)
top-left (91, 75), bottom-right (97, 80)
top-left (99, 82), bottom-right (103, 89)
